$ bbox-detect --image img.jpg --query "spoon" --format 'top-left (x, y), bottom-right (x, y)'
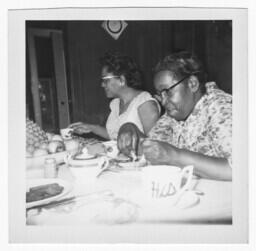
top-left (96, 157), bottom-right (110, 178)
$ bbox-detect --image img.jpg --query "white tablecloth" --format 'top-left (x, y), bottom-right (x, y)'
top-left (26, 162), bottom-right (232, 225)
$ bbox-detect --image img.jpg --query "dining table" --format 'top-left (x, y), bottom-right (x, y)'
top-left (25, 140), bottom-right (232, 226)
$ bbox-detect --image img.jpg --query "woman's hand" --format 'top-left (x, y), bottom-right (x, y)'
top-left (69, 122), bottom-right (93, 134)
top-left (141, 139), bottom-right (178, 165)
top-left (69, 122), bottom-right (110, 140)
top-left (117, 123), bottom-right (145, 156)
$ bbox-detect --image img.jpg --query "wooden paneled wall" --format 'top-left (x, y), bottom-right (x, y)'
top-left (26, 21), bottom-right (232, 126)
top-left (66, 21), bottom-right (175, 125)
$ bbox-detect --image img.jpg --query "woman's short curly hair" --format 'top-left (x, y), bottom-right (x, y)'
top-left (154, 51), bottom-right (208, 94)
top-left (100, 52), bottom-right (143, 90)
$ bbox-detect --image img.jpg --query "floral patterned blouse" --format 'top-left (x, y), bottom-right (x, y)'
top-left (148, 82), bottom-right (232, 166)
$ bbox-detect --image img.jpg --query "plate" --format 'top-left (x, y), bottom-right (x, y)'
top-left (26, 178), bottom-right (73, 208)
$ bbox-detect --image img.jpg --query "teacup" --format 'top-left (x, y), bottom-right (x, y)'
top-left (60, 128), bottom-right (73, 140)
top-left (102, 141), bottom-right (119, 158)
top-left (142, 165), bottom-right (194, 201)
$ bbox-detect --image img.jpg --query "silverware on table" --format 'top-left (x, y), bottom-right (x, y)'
top-left (26, 190), bottom-right (114, 211)
top-left (26, 196), bottom-right (77, 211)
top-left (96, 158), bottom-right (111, 178)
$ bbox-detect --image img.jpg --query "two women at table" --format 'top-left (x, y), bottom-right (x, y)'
top-left (71, 51), bottom-right (232, 181)
top-left (118, 51), bottom-right (232, 181)
top-left (70, 52), bottom-right (160, 140)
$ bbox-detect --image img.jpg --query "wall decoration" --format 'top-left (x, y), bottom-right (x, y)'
top-left (101, 20), bottom-right (128, 40)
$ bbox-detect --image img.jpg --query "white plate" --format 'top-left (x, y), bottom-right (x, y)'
top-left (26, 178), bottom-right (73, 208)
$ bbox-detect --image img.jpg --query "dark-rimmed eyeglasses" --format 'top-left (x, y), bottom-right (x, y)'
top-left (155, 75), bottom-right (191, 99)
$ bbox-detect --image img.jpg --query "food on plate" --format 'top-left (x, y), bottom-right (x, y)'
top-left (26, 118), bottom-right (63, 156)
top-left (26, 118), bottom-right (80, 159)
top-left (26, 183), bottom-right (64, 203)
top-left (48, 140), bottom-right (65, 154)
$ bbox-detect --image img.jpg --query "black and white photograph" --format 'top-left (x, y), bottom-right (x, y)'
top-left (8, 6), bottom-right (249, 244)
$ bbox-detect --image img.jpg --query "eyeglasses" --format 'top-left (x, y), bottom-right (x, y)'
top-left (101, 75), bottom-right (119, 85)
top-left (155, 75), bottom-right (191, 99)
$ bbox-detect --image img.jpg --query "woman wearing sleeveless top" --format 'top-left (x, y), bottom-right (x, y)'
top-left (69, 52), bottom-right (160, 140)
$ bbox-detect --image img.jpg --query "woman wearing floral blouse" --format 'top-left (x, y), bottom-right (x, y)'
top-left (117, 51), bottom-right (232, 181)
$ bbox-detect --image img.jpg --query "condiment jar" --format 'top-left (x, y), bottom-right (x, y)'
top-left (44, 158), bottom-right (58, 178)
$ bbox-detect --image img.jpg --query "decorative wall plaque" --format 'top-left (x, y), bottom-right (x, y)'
top-left (101, 20), bottom-right (128, 40)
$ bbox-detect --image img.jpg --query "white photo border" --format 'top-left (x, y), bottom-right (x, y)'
top-left (8, 7), bottom-right (248, 243)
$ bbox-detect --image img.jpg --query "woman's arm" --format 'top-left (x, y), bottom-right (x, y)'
top-left (69, 122), bottom-right (110, 140)
top-left (138, 100), bottom-right (160, 135)
top-left (89, 124), bottom-right (110, 139)
top-left (117, 125), bottom-right (231, 181)
top-left (173, 148), bottom-right (232, 181)
top-left (141, 139), bottom-right (232, 181)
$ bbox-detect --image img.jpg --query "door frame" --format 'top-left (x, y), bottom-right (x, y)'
top-left (27, 28), bottom-right (70, 129)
